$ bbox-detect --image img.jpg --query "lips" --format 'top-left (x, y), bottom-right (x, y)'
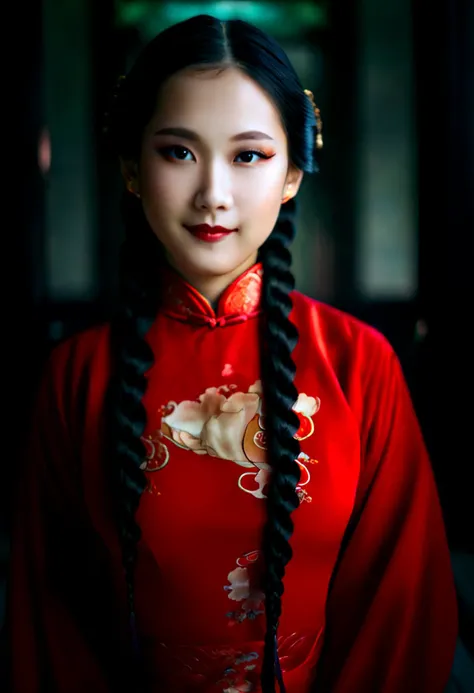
top-left (184, 224), bottom-right (238, 243)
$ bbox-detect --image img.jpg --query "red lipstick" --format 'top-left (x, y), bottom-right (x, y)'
top-left (184, 224), bottom-right (237, 243)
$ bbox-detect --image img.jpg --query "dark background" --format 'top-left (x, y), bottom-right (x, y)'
top-left (2, 0), bottom-right (473, 676)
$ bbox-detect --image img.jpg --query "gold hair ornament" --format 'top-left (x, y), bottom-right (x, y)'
top-left (304, 89), bottom-right (323, 150)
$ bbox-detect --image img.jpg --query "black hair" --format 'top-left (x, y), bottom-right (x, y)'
top-left (106, 14), bottom-right (319, 692)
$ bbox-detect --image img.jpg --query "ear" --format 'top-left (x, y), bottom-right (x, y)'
top-left (282, 164), bottom-right (304, 204)
top-left (120, 158), bottom-right (140, 197)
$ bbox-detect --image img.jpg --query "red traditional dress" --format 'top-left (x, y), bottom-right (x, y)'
top-left (6, 263), bottom-right (457, 692)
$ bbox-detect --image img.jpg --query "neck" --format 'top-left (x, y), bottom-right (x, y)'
top-left (166, 253), bottom-right (258, 305)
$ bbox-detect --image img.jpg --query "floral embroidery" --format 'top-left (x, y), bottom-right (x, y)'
top-left (154, 641), bottom-right (261, 692)
top-left (140, 402), bottom-right (175, 473)
top-left (141, 380), bottom-right (320, 502)
top-left (153, 633), bottom-right (320, 691)
top-left (221, 268), bottom-right (262, 316)
top-left (218, 650), bottom-right (260, 692)
top-left (224, 551), bottom-right (265, 627)
top-left (202, 649), bottom-right (261, 692)
top-left (295, 452), bottom-right (319, 504)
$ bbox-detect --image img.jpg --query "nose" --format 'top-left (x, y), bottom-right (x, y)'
top-left (194, 161), bottom-right (234, 214)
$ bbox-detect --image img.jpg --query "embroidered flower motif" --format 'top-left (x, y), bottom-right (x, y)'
top-left (162, 386), bottom-right (261, 463)
top-left (140, 433), bottom-right (170, 472)
top-left (226, 567), bottom-right (251, 602)
top-left (294, 394), bottom-right (321, 441)
top-left (224, 551), bottom-right (265, 626)
top-left (142, 380), bottom-right (320, 501)
top-left (295, 452), bottom-right (319, 504)
top-left (219, 651), bottom-right (260, 692)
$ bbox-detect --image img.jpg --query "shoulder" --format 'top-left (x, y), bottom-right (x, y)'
top-left (49, 322), bottom-right (111, 369)
top-left (291, 290), bottom-right (397, 371)
top-left (43, 323), bottom-right (112, 403)
top-left (24, 324), bottom-right (113, 458)
top-left (293, 292), bottom-right (412, 454)
top-left (290, 291), bottom-right (405, 431)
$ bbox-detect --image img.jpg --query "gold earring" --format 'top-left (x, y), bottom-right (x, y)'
top-left (126, 179), bottom-right (140, 198)
top-left (282, 183), bottom-right (293, 204)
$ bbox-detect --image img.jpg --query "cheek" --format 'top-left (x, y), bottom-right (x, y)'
top-left (237, 167), bottom-right (285, 208)
top-left (140, 163), bottom-right (188, 215)
top-left (239, 179), bottom-right (284, 223)
top-left (139, 157), bottom-right (167, 194)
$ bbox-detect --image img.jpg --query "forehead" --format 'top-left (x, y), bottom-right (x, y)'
top-left (149, 66), bottom-right (286, 139)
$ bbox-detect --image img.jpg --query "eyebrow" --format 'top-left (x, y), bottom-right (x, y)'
top-left (153, 127), bottom-right (275, 142)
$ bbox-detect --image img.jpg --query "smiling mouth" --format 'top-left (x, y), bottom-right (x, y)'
top-left (183, 224), bottom-right (238, 243)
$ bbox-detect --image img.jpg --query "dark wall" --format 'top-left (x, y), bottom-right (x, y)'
top-left (412, 0), bottom-right (473, 551)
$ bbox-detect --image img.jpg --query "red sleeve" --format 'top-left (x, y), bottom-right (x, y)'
top-left (314, 333), bottom-right (458, 692)
top-left (5, 339), bottom-right (128, 693)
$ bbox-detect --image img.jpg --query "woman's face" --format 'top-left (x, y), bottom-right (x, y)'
top-left (126, 66), bottom-right (303, 295)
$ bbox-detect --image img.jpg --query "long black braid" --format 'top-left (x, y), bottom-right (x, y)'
top-left (259, 198), bottom-right (302, 692)
top-left (109, 194), bottom-right (163, 656)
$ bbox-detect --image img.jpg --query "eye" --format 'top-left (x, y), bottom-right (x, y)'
top-left (235, 150), bottom-right (274, 164)
top-left (158, 145), bottom-right (195, 161)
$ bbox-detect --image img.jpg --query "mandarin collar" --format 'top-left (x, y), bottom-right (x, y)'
top-left (160, 263), bottom-right (263, 328)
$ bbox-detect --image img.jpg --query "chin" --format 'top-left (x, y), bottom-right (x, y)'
top-left (179, 248), bottom-right (252, 278)
top-left (186, 257), bottom-right (244, 278)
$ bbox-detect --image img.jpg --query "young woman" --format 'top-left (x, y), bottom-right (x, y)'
top-left (5, 14), bottom-right (457, 693)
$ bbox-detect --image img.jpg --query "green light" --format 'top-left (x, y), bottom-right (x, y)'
top-left (120, 1), bottom-right (151, 24)
top-left (117, 1), bottom-right (327, 40)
